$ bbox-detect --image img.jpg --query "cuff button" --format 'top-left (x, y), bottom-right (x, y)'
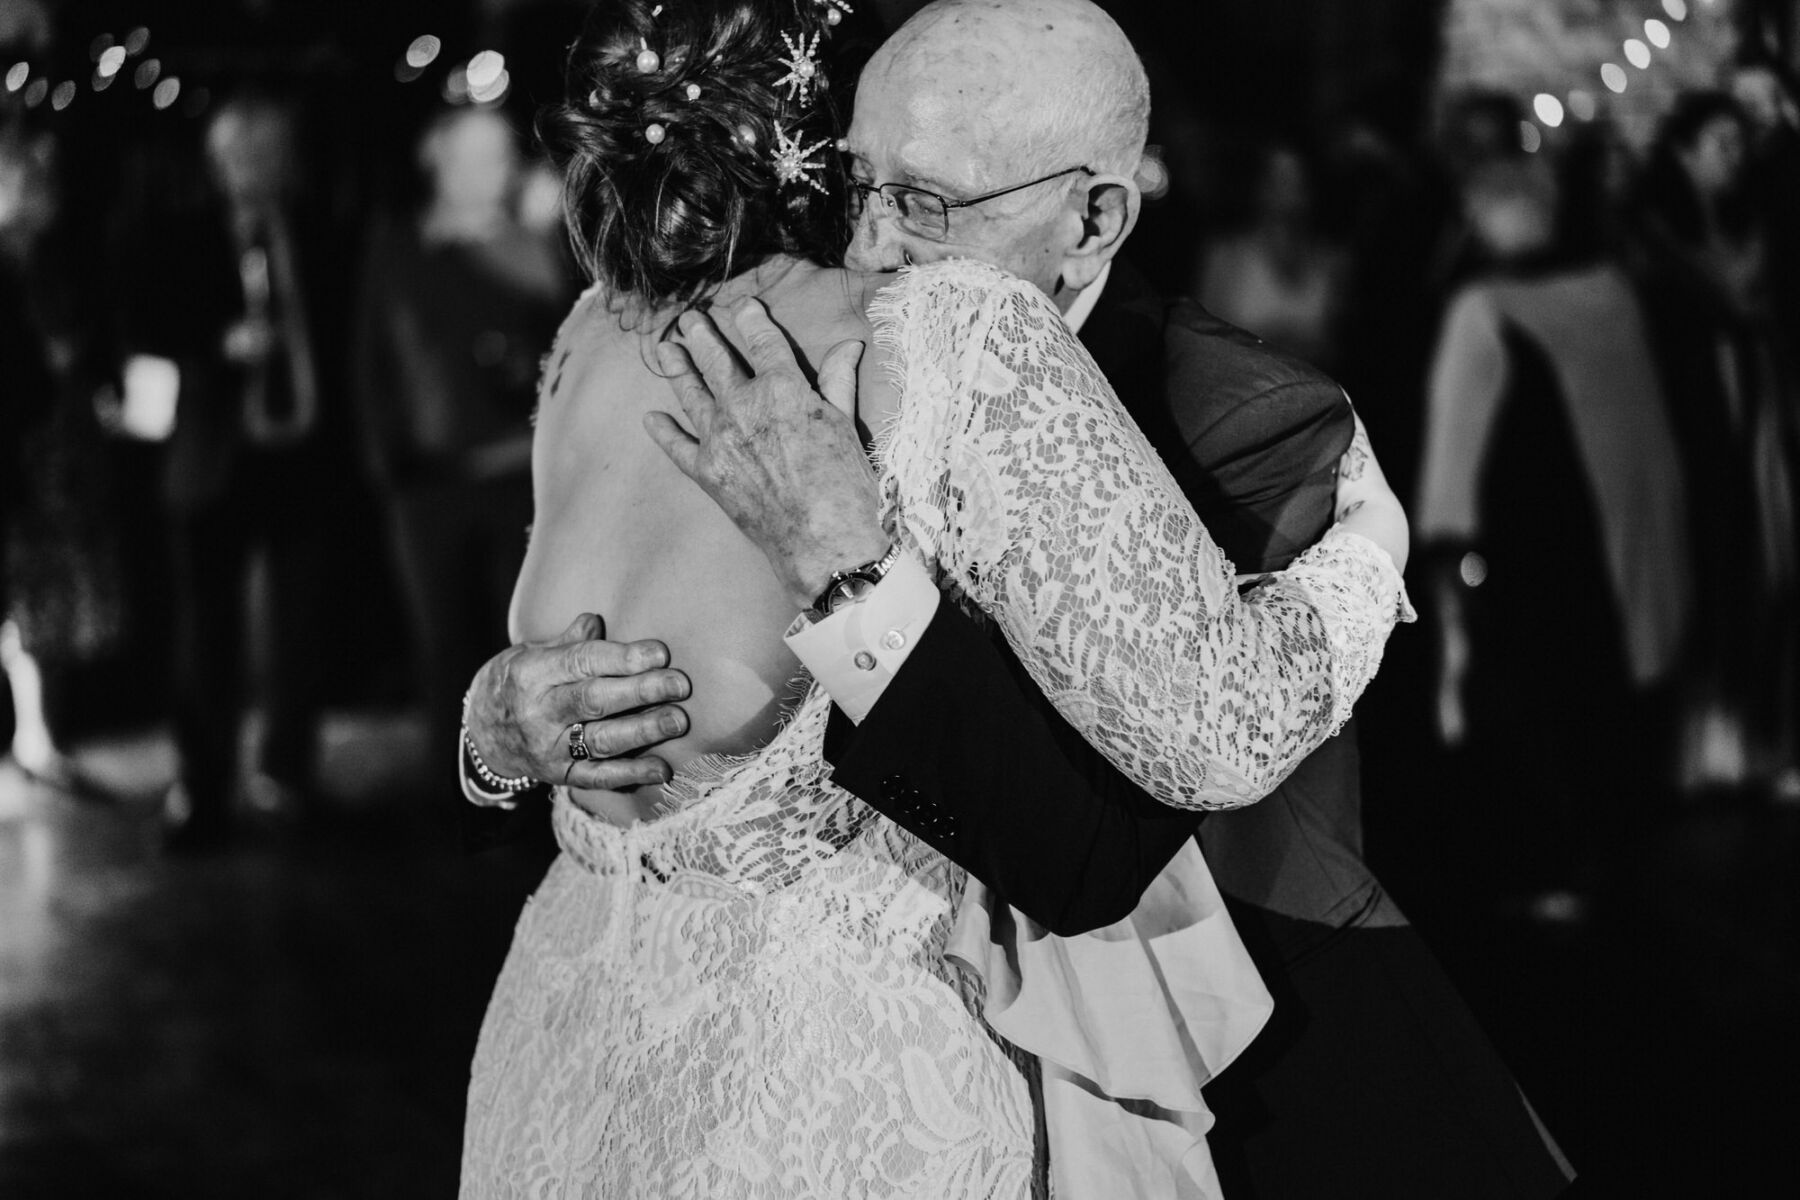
top-left (853, 650), bottom-right (878, 671)
top-left (880, 629), bottom-right (907, 651)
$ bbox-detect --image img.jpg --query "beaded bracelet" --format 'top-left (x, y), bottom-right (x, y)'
top-left (459, 693), bottom-right (540, 808)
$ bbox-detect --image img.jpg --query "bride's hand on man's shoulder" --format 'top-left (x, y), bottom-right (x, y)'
top-left (466, 613), bottom-right (693, 791)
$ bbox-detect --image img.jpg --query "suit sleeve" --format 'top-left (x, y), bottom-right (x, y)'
top-left (823, 289), bottom-right (1366, 935)
top-left (825, 599), bottom-right (1204, 937)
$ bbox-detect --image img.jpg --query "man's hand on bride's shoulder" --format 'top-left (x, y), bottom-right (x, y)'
top-left (644, 298), bottom-right (890, 610)
top-left (465, 613), bottom-right (693, 792)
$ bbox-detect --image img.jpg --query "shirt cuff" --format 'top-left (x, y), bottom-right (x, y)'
top-left (784, 551), bottom-right (940, 724)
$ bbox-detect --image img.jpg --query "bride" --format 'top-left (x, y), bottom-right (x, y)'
top-left (461, 0), bottom-right (1408, 1195)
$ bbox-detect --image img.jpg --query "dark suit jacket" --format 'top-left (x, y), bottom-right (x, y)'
top-left (827, 260), bottom-right (1397, 944)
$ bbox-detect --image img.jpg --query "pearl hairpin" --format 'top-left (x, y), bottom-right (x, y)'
top-left (772, 125), bottom-right (831, 194)
top-left (774, 30), bottom-right (822, 104)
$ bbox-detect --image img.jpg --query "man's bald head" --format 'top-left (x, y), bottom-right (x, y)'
top-left (866, 0), bottom-right (1149, 186)
top-left (844, 0), bottom-right (1150, 303)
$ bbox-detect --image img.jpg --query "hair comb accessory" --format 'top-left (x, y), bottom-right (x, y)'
top-left (774, 29), bottom-right (822, 104)
top-left (635, 38), bottom-right (661, 74)
top-left (816, 0), bottom-right (852, 27)
top-left (772, 125), bottom-right (830, 194)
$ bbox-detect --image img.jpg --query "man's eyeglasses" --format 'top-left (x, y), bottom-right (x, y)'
top-left (848, 165), bottom-right (1095, 241)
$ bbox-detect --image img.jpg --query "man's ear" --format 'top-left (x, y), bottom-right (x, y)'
top-left (1060, 173), bottom-right (1141, 291)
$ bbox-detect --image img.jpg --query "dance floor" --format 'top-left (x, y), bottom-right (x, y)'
top-left (1, 712), bottom-right (1795, 1197)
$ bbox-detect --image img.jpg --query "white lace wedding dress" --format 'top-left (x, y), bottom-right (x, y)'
top-left (460, 259), bottom-right (1408, 1198)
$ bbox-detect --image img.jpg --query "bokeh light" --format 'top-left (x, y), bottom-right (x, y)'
top-left (443, 65), bottom-right (470, 104)
top-left (134, 59), bottom-right (161, 89)
top-left (89, 34), bottom-right (114, 63)
top-left (22, 77), bottom-right (47, 107)
top-left (50, 81), bottom-right (75, 111)
top-left (466, 50), bottom-right (505, 91)
top-left (1519, 121), bottom-right (1542, 153)
top-left (152, 76), bottom-right (181, 110)
top-left (395, 60), bottom-right (425, 83)
top-left (1644, 19), bottom-right (1671, 49)
top-left (406, 35), bottom-right (442, 69)
top-left (470, 69), bottom-right (511, 105)
top-left (1567, 90), bottom-right (1597, 122)
top-left (5, 62), bottom-right (27, 92)
top-left (124, 27), bottom-right (151, 56)
top-left (92, 68), bottom-right (116, 92)
top-left (1533, 93), bottom-right (1565, 127)
top-left (1662, 0), bottom-right (1688, 19)
top-left (97, 45), bottom-right (127, 78)
top-left (1460, 552), bottom-right (1490, 588)
top-left (1623, 39), bottom-right (1651, 69)
top-left (1136, 147), bottom-right (1171, 201)
top-left (1601, 63), bottom-right (1628, 93)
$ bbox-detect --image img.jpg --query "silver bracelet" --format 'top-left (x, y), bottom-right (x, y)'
top-left (460, 692), bottom-right (538, 798)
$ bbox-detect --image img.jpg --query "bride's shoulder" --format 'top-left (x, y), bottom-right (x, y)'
top-left (872, 258), bottom-right (1051, 330)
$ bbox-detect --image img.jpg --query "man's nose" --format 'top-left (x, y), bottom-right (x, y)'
top-left (845, 204), bottom-right (907, 272)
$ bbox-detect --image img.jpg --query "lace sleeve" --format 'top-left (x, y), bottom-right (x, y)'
top-left (871, 260), bottom-right (1410, 810)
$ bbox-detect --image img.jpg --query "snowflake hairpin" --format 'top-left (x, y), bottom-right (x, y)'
top-left (774, 30), bottom-right (823, 104)
top-left (772, 125), bottom-right (831, 194)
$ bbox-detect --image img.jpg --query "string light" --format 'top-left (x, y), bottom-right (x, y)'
top-left (1533, 93), bottom-right (1565, 127)
top-left (124, 27), bottom-right (151, 56)
top-left (22, 77), bottom-right (47, 107)
top-left (50, 81), bottom-right (76, 110)
top-left (5, 63), bottom-right (27, 92)
top-left (1519, 121), bottom-right (1542, 153)
top-left (1567, 90), bottom-right (1597, 121)
top-left (1601, 63), bottom-right (1628, 93)
top-left (1623, 39), bottom-right (1651, 69)
top-left (152, 76), bottom-right (180, 110)
top-left (466, 50), bottom-right (504, 91)
top-left (1644, 19), bottom-right (1671, 49)
top-left (405, 35), bottom-right (442, 69)
top-left (134, 59), bottom-right (161, 89)
top-left (1662, 0), bottom-right (1688, 19)
top-left (97, 45), bottom-right (127, 78)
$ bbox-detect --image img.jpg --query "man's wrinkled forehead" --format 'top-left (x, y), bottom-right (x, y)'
top-left (851, 55), bottom-right (1025, 187)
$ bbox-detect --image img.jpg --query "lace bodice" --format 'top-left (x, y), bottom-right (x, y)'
top-left (871, 258), bottom-right (1409, 810)
top-left (462, 260), bottom-right (1408, 1199)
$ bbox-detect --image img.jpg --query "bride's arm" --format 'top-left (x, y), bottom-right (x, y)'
top-left (879, 261), bottom-right (1410, 811)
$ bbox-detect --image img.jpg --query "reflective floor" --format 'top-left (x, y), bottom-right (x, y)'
top-left (0, 715), bottom-right (553, 1200)
top-left (1, 715), bottom-right (1796, 1197)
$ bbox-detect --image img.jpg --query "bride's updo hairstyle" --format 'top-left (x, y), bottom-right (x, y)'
top-left (539, 0), bottom-right (850, 312)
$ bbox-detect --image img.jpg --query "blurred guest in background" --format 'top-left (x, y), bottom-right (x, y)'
top-left (1415, 153), bottom-right (1694, 919)
top-left (133, 91), bottom-right (351, 849)
top-left (0, 124), bottom-right (122, 795)
top-left (1631, 90), bottom-right (1800, 803)
top-left (1193, 141), bottom-right (1350, 373)
top-left (352, 104), bottom-right (573, 802)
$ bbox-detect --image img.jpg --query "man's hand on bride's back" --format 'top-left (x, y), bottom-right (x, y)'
top-left (645, 299), bottom-right (891, 610)
top-left (466, 613), bottom-right (692, 791)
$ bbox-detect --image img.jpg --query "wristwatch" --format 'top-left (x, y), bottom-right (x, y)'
top-left (806, 543), bottom-right (903, 620)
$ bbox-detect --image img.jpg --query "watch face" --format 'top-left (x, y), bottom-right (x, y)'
top-left (825, 572), bottom-right (880, 613)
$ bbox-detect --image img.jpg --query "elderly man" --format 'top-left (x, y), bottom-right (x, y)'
top-left (459, 2), bottom-right (1571, 1195)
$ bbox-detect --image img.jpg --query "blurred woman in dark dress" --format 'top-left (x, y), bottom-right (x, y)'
top-left (1416, 153), bottom-right (1694, 916)
top-left (1631, 90), bottom-right (1800, 803)
top-left (351, 105), bottom-right (575, 801)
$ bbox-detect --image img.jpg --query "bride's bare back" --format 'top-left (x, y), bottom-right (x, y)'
top-left (511, 255), bottom-right (888, 825)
